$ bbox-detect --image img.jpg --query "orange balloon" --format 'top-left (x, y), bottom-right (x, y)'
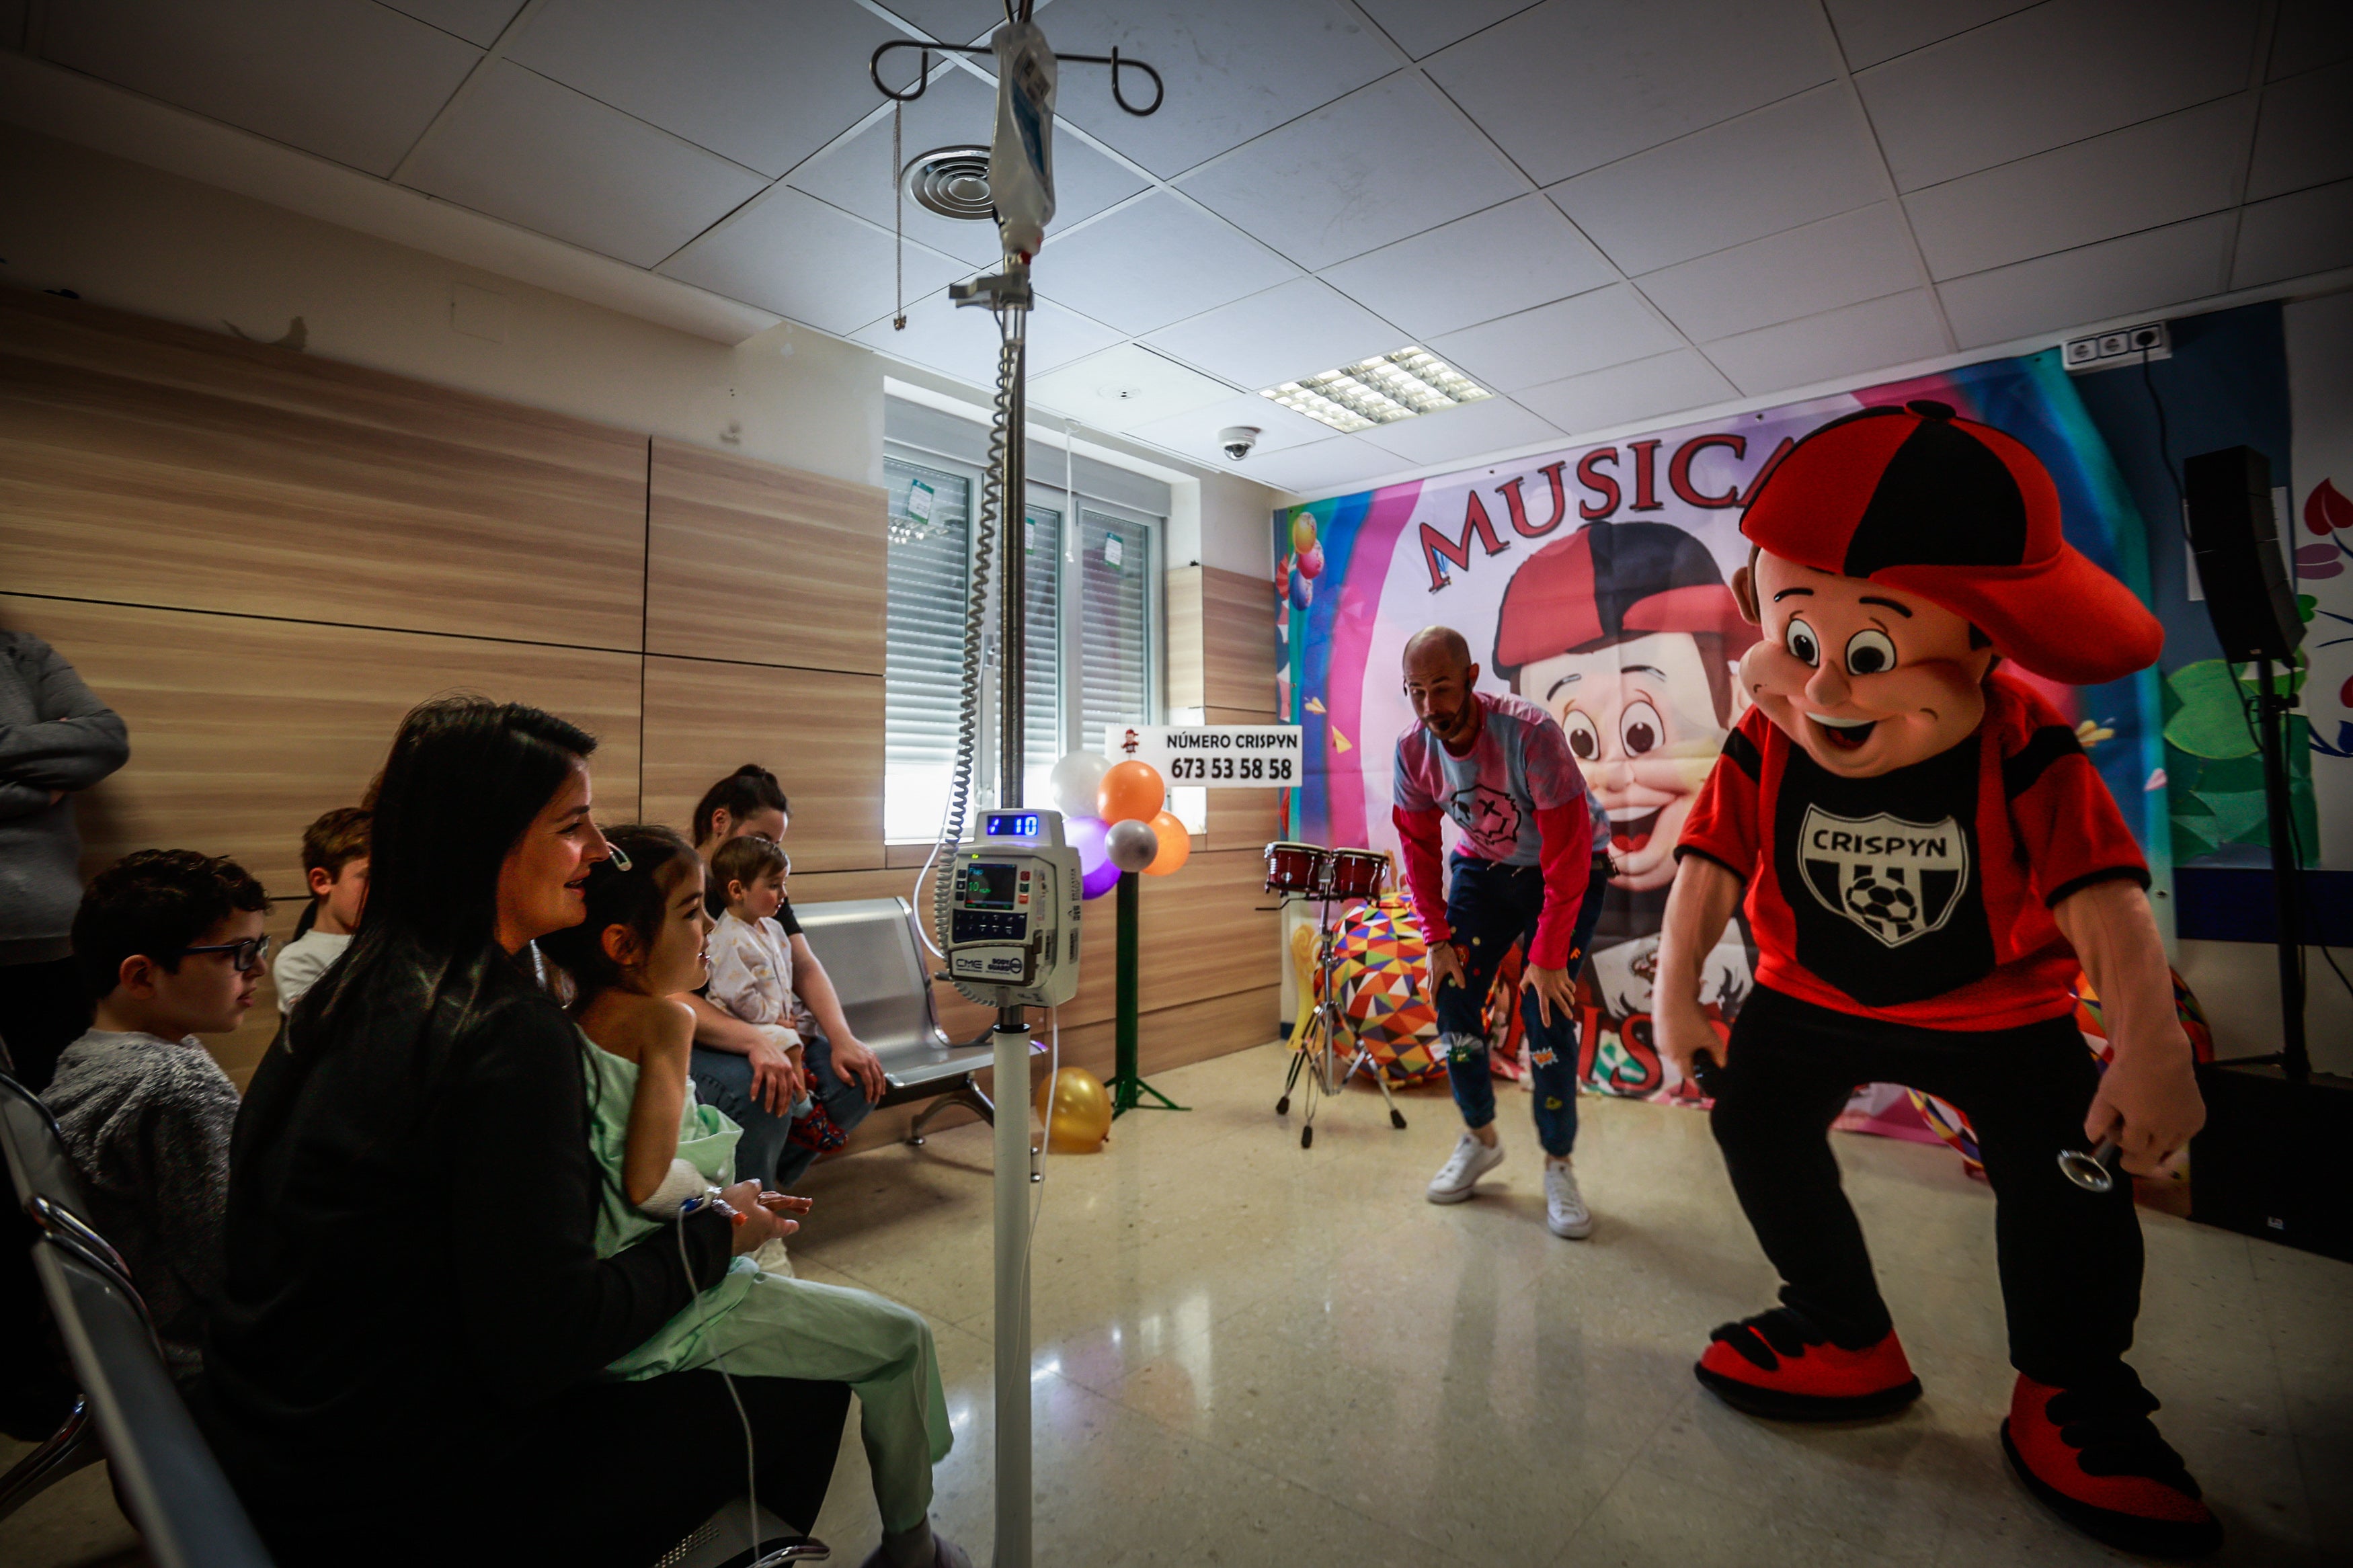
top-left (1143, 810), bottom-right (1191, 876)
top-left (1096, 760), bottom-right (1164, 825)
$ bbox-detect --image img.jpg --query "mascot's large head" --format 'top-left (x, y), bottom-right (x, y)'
top-left (1732, 399), bottom-right (2163, 778)
top-left (1494, 520), bottom-right (1757, 891)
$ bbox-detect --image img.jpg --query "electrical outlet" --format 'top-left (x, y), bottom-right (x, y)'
top-left (2063, 321), bottom-right (2169, 372)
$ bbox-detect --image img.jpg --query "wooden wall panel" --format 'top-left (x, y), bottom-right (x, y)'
top-left (1164, 567), bottom-right (1205, 712)
top-left (1201, 566), bottom-right (1278, 715)
top-left (0, 292), bottom-right (649, 649)
top-left (645, 439), bottom-right (887, 674)
top-left (639, 657), bottom-right (883, 871)
top-left (3, 594), bottom-right (643, 895)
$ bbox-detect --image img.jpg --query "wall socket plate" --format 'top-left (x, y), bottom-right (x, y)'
top-left (2062, 321), bottom-right (2169, 372)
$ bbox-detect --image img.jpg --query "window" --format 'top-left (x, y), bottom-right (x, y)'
top-left (883, 425), bottom-right (1163, 840)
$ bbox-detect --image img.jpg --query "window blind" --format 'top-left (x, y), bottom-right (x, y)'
top-left (883, 455), bottom-right (971, 842)
top-left (1080, 509), bottom-right (1150, 751)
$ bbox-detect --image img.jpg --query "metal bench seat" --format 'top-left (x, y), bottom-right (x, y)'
top-left (793, 897), bottom-right (1012, 1145)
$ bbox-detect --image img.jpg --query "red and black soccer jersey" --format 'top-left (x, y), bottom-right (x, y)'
top-left (1675, 671), bottom-right (2147, 1032)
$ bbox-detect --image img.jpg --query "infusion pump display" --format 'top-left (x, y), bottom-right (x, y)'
top-left (943, 809), bottom-right (1083, 1008)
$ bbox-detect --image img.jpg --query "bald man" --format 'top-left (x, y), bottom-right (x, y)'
top-left (1394, 626), bottom-right (1604, 1237)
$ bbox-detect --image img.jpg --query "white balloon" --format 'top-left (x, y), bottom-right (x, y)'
top-left (1049, 751), bottom-right (1111, 821)
top-left (1105, 818), bottom-right (1160, 874)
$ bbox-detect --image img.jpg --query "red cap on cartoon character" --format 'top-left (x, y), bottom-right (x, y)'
top-left (1493, 520), bottom-right (1758, 674)
top-left (1739, 399), bottom-right (2162, 685)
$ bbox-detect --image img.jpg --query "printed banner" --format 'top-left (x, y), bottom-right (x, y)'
top-left (1275, 351), bottom-right (2168, 1104)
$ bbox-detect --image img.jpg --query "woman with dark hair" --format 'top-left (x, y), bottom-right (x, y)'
top-left (199, 699), bottom-right (850, 1568)
top-left (682, 764), bottom-right (886, 1190)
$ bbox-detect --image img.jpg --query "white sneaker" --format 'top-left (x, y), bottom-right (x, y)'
top-left (1427, 1132), bottom-right (1505, 1204)
top-left (1544, 1157), bottom-right (1593, 1239)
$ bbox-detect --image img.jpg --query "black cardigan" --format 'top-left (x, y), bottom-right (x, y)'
top-left (200, 957), bottom-right (733, 1508)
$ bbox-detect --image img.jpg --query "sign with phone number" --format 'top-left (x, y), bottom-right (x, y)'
top-left (1104, 725), bottom-right (1304, 787)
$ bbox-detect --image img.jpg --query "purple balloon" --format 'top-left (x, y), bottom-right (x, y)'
top-left (1067, 815), bottom-right (1109, 872)
top-left (1082, 856), bottom-right (1122, 899)
top-left (1289, 568), bottom-right (1313, 610)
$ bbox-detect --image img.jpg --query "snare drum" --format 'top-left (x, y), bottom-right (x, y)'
top-left (1264, 841), bottom-right (1330, 897)
top-left (1325, 848), bottom-right (1388, 902)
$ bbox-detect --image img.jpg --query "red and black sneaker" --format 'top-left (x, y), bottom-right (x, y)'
top-left (1693, 1307), bottom-right (1923, 1421)
top-left (2002, 1374), bottom-right (2222, 1558)
top-left (788, 1100), bottom-right (848, 1153)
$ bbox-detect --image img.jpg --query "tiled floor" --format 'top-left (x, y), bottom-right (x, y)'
top-left (6, 1039), bottom-right (2347, 1566)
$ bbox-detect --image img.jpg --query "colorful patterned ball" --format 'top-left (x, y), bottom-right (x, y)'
top-left (1326, 893), bottom-right (1445, 1084)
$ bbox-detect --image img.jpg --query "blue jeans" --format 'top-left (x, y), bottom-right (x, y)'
top-left (1436, 853), bottom-right (1610, 1159)
top-left (691, 1026), bottom-right (875, 1190)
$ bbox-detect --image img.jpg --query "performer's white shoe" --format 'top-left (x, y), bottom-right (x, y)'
top-left (1544, 1156), bottom-right (1593, 1239)
top-left (1427, 1131), bottom-right (1504, 1203)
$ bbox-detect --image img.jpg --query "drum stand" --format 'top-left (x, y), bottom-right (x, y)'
top-left (1275, 886), bottom-right (1408, 1149)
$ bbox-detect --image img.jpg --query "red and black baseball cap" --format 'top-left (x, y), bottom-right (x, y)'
top-left (1740, 399), bottom-right (2162, 684)
top-left (1493, 521), bottom-right (1756, 676)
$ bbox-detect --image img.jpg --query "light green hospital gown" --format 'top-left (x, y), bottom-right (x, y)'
top-left (582, 1039), bottom-right (953, 1533)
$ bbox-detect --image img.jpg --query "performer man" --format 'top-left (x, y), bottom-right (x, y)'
top-left (1654, 401), bottom-right (2218, 1557)
top-left (1394, 626), bottom-right (1600, 1238)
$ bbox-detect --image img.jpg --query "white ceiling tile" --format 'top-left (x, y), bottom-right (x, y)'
top-left (1028, 345), bottom-right (1240, 433)
top-left (787, 69), bottom-right (1148, 268)
top-left (852, 287), bottom-right (1123, 386)
top-left (1178, 73), bottom-right (1524, 270)
top-left (1123, 392), bottom-right (1339, 467)
top-left (1140, 277), bottom-right (1400, 392)
top-left (2269, 0), bottom-right (2353, 80)
top-left (506, 0), bottom-right (899, 178)
top-left (661, 188), bottom-right (967, 335)
top-left (1028, 192), bottom-right (1300, 335)
top-left (1858, 0), bottom-right (2261, 192)
top-left (1033, 0), bottom-right (1398, 178)
top-left (1354, 397), bottom-right (1563, 467)
top-left (1701, 288), bottom-right (1949, 397)
top-left (1319, 195), bottom-right (1618, 339)
top-left (1905, 94), bottom-right (2255, 280)
top-left (1936, 212), bottom-right (2235, 347)
top-left (1424, 0), bottom-right (1838, 187)
top-left (2231, 178), bottom-right (2353, 290)
top-left (1823, 0), bottom-right (2040, 71)
top-left (1545, 85), bottom-right (1885, 275)
top-left (40, 0), bottom-right (479, 177)
top-left (1355, 0), bottom-right (1544, 60)
top-left (1230, 434), bottom-right (1400, 497)
top-left (2247, 60), bottom-right (2353, 200)
top-left (380, 0), bottom-right (525, 47)
top-left (1638, 203), bottom-right (1921, 342)
top-left (1427, 285), bottom-right (1683, 395)
top-left (1513, 349), bottom-right (1737, 437)
top-left (400, 62), bottom-right (768, 267)
top-left (869, 1), bottom-right (1007, 44)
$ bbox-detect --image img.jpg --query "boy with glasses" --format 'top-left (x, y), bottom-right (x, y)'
top-left (45, 849), bottom-right (268, 1378)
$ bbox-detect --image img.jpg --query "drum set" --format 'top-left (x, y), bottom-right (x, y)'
top-left (1264, 841), bottom-right (1410, 1149)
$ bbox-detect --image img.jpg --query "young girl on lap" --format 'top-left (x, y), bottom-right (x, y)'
top-left (539, 824), bottom-right (966, 1568)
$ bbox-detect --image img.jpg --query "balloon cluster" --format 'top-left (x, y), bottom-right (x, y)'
top-left (1047, 751), bottom-right (1190, 899)
top-left (1278, 510), bottom-right (1324, 612)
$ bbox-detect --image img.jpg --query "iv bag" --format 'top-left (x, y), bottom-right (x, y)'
top-left (990, 21), bottom-right (1057, 261)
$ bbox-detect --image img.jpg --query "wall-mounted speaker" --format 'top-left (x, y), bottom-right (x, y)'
top-left (2184, 446), bottom-right (2302, 663)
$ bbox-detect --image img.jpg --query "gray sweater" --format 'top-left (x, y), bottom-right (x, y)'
top-left (46, 1028), bottom-right (241, 1378)
top-left (0, 631), bottom-right (130, 960)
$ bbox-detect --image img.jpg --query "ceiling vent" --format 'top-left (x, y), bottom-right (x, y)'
top-left (902, 146), bottom-right (994, 220)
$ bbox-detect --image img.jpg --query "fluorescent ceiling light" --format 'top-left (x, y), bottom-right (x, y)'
top-left (1260, 347), bottom-right (1492, 434)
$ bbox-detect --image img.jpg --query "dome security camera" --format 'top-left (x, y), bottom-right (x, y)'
top-left (1218, 425), bottom-right (1261, 461)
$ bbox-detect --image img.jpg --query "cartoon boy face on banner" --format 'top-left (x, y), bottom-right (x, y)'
top-left (1491, 522), bottom-right (1758, 892)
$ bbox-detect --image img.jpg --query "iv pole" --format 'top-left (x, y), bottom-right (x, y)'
top-left (873, 24), bottom-right (1160, 1568)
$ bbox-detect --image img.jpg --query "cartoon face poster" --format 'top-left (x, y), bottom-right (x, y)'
top-left (1275, 350), bottom-right (2167, 1105)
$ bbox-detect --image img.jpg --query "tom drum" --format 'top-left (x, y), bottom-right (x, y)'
top-left (1325, 848), bottom-right (1389, 903)
top-left (1263, 841), bottom-right (1330, 897)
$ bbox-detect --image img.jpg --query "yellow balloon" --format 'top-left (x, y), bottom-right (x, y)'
top-left (1035, 1066), bottom-right (1112, 1153)
top-left (1142, 809), bottom-right (1191, 875)
top-left (1290, 510), bottom-right (1318, 553)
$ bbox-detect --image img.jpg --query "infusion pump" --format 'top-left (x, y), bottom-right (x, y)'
top-left (944, 809), bottom-right (1084, 1009)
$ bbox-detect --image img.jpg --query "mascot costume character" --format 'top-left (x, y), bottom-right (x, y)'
top-left (1653, 401), bottom-right (2219, 1557)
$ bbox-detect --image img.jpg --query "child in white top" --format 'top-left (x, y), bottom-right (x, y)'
top-left (705, 835), bottom-right (844, 1153)
top-left (272, 806), bottom-right (368, 1014)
